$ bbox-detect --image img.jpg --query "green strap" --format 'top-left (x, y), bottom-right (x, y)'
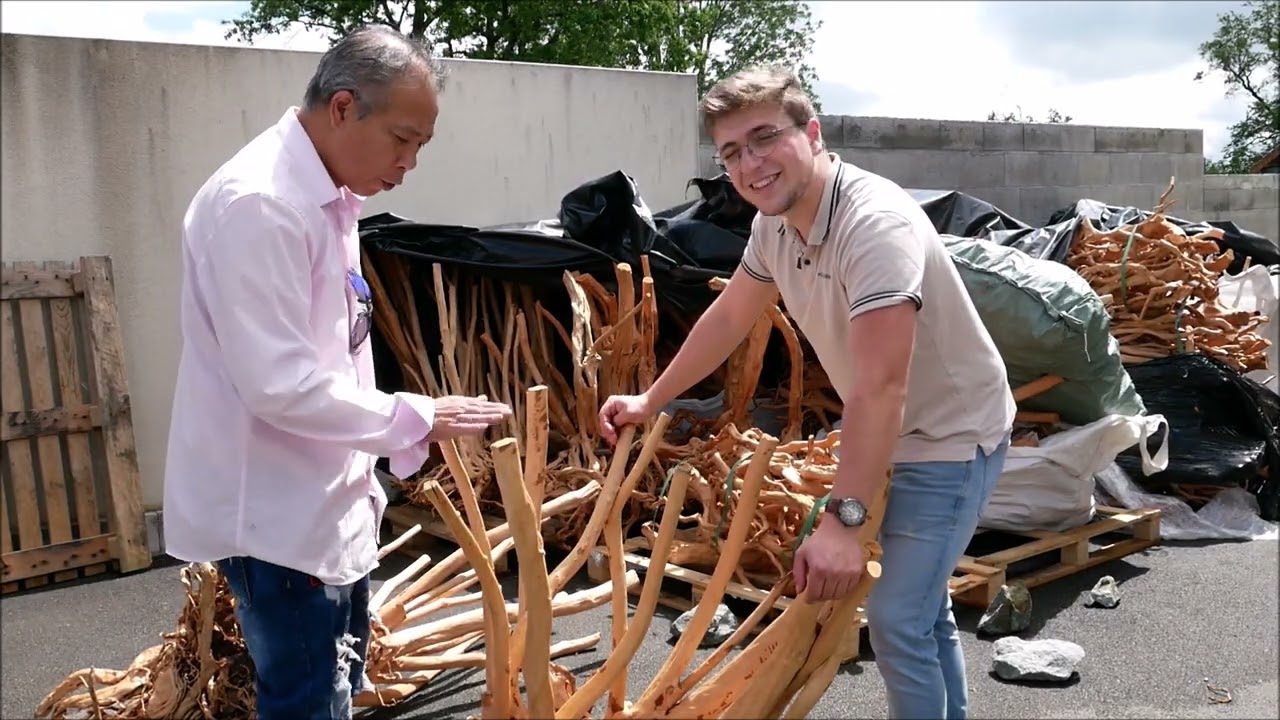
top-left (1118, 225), bottom-right (1139, 304)
top-left (712, 454), bottom-right (752, 547)
top-left (791, 492), bottom-right (832, 556)
top-left (653, 461), bottom-right (691, 522)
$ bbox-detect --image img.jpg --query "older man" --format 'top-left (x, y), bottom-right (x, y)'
top-left (163, 25), bottom-right (510, 719)
top-left (598, 66), bottom-right (1014, 720)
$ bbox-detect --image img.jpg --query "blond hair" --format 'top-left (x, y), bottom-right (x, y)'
top-left (698, 65), bottom-right (816, 136)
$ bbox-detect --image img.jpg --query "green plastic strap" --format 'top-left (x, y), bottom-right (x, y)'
top-left (712, 454), bottom-right (752, 547)
top-left (791, 492), bottom-right (832, 556)
top-left (1118, 225), bottom-right (1140, 304)
top-left (653, 461), bottom-right (688, 522)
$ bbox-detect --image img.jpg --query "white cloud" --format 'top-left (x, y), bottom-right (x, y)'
top-left (806, 0), bottom-right (1251, 160)
top-left (0, 0), bottom-right (1253, 159)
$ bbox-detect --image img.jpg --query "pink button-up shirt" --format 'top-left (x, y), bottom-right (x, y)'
top-left (163, 108), bottom-right (435, 585)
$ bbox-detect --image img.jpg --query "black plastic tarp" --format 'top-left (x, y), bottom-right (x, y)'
top-left (1114, 353), bottom-right (1280, 521)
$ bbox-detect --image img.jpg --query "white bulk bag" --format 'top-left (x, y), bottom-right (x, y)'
top-left (978, 413), bottom-right (1169, 533)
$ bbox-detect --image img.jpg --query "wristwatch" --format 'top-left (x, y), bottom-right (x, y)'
top-left (825, 497), bottom-right (868, 528)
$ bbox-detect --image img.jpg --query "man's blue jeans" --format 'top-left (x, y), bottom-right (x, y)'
top-left (216, 556), bottom-right (373, 720)
top-left (866, 439), bottom-right (1009, 720)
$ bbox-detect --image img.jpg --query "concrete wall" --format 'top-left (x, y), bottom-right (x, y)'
top-left (1203, 174), bottom-right (1280, 247)
top-left (699, 115), bottom-right (1206, 225)
top-left (0, 33), bottom-right (699, 508)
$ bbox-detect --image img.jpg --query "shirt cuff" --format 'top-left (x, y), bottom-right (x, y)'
top-left (387, 393), bottom-right (435, 478)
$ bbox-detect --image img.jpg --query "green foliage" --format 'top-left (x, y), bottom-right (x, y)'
top-left (225, 0), bottom-right (821, 109)
top-left (1195, 0), bottom-right (1279, 173)
top-left (985, 107), bottom-right (1073, 124)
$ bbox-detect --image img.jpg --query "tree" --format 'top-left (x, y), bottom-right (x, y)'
top-left (1195, 0), bottom-right (1279, 174)
top-left (224, 0), bottom-right (821, 108)
top-left (985, 107), bottom-right (1073, 124)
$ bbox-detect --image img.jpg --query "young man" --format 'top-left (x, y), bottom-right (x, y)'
top-left (598, 66), bottom-right (1014, 719)
top-left (163, 26), bottom-right (510, 720)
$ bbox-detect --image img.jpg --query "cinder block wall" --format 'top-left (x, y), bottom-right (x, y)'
top-left (1203, 174), bottom-right (1280, 248)
top-left (698, 115), bottom-right (1206, 226)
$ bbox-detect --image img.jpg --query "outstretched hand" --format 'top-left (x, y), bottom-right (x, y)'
top-left (425, 395), bottom-right (512, 442)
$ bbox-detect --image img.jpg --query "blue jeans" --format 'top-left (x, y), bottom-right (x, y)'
top-left (216, 556), bottom-right (372, 720)
top-left (866, 439), bottom-right (1008, 720)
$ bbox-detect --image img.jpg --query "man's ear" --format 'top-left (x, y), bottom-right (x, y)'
top-left (807, 118), bottom-right (824, 153)
top-left (328, 90), bottom-right (357, 128)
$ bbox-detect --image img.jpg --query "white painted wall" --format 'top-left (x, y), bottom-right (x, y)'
top-left (0, 33), bottom-right (699, 507)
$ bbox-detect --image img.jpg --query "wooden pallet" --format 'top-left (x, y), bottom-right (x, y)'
top-left (1, 257), bottom-right (151, 593)
top-left (383, 502), bottom-right (511, 573)
top-left (952, 505), bottom-right (1162, 608)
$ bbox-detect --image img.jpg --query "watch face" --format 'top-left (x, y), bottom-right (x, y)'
top-left (837, 499), bottom-right (866, 526)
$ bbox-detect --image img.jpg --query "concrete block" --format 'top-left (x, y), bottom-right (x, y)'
top-left (1095, 127), bottom-right (1160, 153)
top-left (1019, 185), bottom-right (1084, 225)
top-left (981, 123), bottom-right (1024, 151)
top-left (938, 122), bottom-right (984, 150)
top-left (1177, 154), bottom-right (1205, 183)
top-left (1006, 151), bottom-right (1083, 187)
top-left (1203, 187), bottom-right (1231, 212)
top-left (1108, 153), bottom-right (1145, 184)
top-left (956, 186), bottom-right (1021, 217)
top-left (1139, 153), bottom-right (1179, 186)
top-left (843, 117), bottom-right (960, 150)
top-left (1024, 124), bottom-right (1095, 153)
top-left (819, 115), bottom-right (845, 149)
top-left (1234, 186), bottom-right (1280, 211)
top-left (1184, 130), bottom-right (1204, 155)
top-left (1077, 154), bottom-right (1111, 186)
top-left (1155, 129), bottom-right (1189, 155)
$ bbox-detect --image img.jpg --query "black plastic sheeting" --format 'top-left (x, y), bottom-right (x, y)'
top-left (1114, 354), bottom-right (1280, 521)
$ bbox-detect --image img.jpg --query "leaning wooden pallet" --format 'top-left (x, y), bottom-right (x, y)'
top-left (1, 256), bottom-right (150, 593)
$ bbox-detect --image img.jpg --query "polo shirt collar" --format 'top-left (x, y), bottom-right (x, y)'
top-left (778, 152), bottom-right (846, 247)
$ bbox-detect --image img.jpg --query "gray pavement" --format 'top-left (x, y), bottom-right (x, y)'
top-left (3, 529), bottom-right (1276, 719)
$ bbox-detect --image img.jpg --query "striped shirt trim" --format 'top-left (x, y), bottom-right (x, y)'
top-left (850, 290), bottom-right (923, 315)
top-left (741, 261), bottom-right (773, 283)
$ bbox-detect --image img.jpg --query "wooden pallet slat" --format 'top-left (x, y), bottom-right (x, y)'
top-left (1, 256), bottom-right (151, 593)
top-left (953, 505), bottom-right (1162, 608)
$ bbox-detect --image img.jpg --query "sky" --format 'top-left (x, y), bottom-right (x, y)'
top-left (0, 0), bottom-right (1254, 160)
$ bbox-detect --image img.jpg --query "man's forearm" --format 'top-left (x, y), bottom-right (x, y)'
top-left (645, 299), bottom-right (757, 409)
top-left (831, 386), bottom-right (906, 509)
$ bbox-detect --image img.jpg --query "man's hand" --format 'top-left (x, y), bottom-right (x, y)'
top-left (425, 396), bottom-right (512, 442)
top-left (597, 393), bottom-right (653, 445)
top-left (792, 520), bottom-right (867, 602)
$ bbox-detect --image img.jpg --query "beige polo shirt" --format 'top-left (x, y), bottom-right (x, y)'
top-left (741, 154), bottom-right (1015, 464)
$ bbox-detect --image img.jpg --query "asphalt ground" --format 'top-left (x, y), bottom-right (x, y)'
top-left (4, 529), bottom-right (1276, 720)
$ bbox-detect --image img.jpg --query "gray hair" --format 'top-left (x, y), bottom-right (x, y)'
top-left (303, 24), bottom-right (448, 117)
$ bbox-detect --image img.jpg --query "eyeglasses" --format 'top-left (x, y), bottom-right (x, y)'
top-left (714, 123), bottom-right (807, 170)
top-left (348, 268), bottom-right (373, 353)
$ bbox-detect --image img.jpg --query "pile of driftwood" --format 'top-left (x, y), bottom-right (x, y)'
top-left (36, 402), bottom-right (886, 720)
top-left (1067, 178), bottom-right (1272, 373)
top-left (362, 249), bottom-right (837, 552)
top-left (362, 248), bottom-right (1075, 587)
